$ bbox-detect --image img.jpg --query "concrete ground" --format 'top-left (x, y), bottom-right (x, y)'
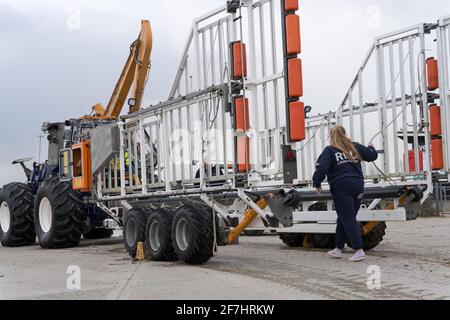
top-left (0, 217), bottom-right (450, 300)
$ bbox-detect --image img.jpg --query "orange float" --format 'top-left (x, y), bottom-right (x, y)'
top-left (289, 101), bottom-right (306, 142)
top-left (232, 41), bottom-right (247, 80)
top-left (284, 0), bottom-right (299, 12)
top-left (432, 139), bottom-right (444, 170)
top-left (286, 14), bottom-right (301, 55)
top-left (288, 58), bottom-right (303, 98)
top-left (429, 104), bottom-right (442, 137)
top-left (427, 58), bottom-right (439, 91)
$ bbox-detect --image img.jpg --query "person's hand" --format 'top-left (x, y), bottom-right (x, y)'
top-left (315, 187), bottom-right (323, 194)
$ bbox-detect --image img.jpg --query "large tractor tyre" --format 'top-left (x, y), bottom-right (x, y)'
top-left (123, 208), bottom-right (149, 258)
top-left (172, 202), bottom-right (215, 265)
top-left (0, 183), bottom-right (36, 247)
top-left (361, 222), bottom-right (387, 251)
top-left (34, 177), bottom-right (86, 249)
top-left (83, 228), bottom-right (114, 240)
top-left (279, 233), bottom-right (305, 247)
top-left (145, 208), bottom-right (178, 262)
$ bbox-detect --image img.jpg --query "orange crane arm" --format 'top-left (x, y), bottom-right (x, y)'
top-left (91, 20), bottom-right (153, 119)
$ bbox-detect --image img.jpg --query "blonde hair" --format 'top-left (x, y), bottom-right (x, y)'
top-left (330, 126), bottom-right (362, 162)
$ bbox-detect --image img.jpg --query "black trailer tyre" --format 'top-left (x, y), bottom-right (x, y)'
top-left (83, 228), bottom-right (114, 240)
top-left (172, 202), bottom-right (215, 265)
top-left (311, 234), bottom-right (335, 249)
top-left (306, 223), bottom-right (387, 251)
top-left (145, 208), bottom-right (178, 261)
top-left (0, 183), bottom-right (36, 247)
top-left (279, 233), bottom-right (305, 247)
top-left (123, 208), bottom-right (149, 258)
top-left (303, 202), bottom-right (336, 249)
top-left (34, 177), bottom-right (86, 249)
top-left (361, 222), bottom-right (387, 251)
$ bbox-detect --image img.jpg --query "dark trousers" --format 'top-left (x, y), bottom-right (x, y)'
top-left (331, 178), bottom-right (364, 251)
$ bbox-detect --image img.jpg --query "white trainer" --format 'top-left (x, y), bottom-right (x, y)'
top-left (327, 248), bottom-right (343, 259)
top-left (349, 250), bottom-right (366, 262)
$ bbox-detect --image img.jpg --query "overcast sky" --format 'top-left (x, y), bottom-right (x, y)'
top-left (1, 0), bottom-right (449, 186)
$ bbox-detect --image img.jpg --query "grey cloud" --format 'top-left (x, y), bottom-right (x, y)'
top-left (0, 4), bottom-right (34, 32)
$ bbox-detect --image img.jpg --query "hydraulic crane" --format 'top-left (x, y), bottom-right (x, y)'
top-left (87, 19), bottom-right (153, 119)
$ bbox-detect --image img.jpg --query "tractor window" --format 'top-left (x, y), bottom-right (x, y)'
top-left (59, 150), bottom-right (73, 180)
top-left (73, 148), bottom-right (82, 177)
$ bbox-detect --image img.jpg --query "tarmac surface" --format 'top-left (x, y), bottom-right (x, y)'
top-left (1, 216), bottom-right (449, 300)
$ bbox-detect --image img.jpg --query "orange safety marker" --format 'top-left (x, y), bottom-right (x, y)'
top-left (405, 150), bottom-right (424, 173)
top-left (288, 58), bottom-right (303, 98)
top-left (236, 136), bottom-right (251, 173)
top-left (430, 104), bottom-right (442, 137)
top-left (286, 14), bottom-right (301, 55)
top-left (234, 97), bottom-right (250, 132)
top-left (289, 101), bottom-right (306, 142)
top-left (231, 41), bottom-right (248, 80)
top-left (432, 139), bottom-right (444, 170)
top-left (284, 0), bottom-right (299, 12)
top-left (427, 58), bottom-right (439, 91)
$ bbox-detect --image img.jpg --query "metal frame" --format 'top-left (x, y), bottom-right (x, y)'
top-left (437, 16), bottom-right (450, 175)
top-left (93, 2), bottom-right (450, 235)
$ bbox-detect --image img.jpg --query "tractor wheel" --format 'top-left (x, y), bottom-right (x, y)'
top-left (361, 222), bottom-right (387, 251)
top-left (123, 208), bottom-right (149, 258)
top-left (279, 233), bottom-right (305, 247)
top-left (34, 177), bottom-right (86, 249)
top-left (145, 208), bottom-right (178, 262)
top-left (83, 228), bottom-right (114, 240)
top-left (172, 202), bottom-right (215, 265)
top-left (0, 183), bottom-right (36, 247)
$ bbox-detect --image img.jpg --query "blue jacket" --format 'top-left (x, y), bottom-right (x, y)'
top-left (312, 144), bottom-right (378, 189)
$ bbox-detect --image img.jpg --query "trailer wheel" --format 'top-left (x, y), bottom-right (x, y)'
top-left (145, 208), bottom-right (178, 262)
top-left (0, 183), bottom-right (36, 247)
top-left (123, 208), bottom-right (149, 258)
top-left (279, 233), bottom-right (305, 247)
top-left (172, 202), bottom-right (215, 265)
top-left (311, 234), bottom-right (335, 249)
top-left (34, 177), bottom-right (86, 249)
top-left (361, 222), bottom-right (387, 251)
top-left (83, 228), bottom-right (114, 240)
top-left (301, 203), bottom-right (335, 249)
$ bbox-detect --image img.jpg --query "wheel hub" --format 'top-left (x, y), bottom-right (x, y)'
top-left (0, 201), bottom-right (11, 233)
top-left (39, 197), bottom-right (53, 233)
top-left (125, 219), bottom-right (138, 247)
top-left (175, 218), bottom-right (190, 252)
top-left (148, 221), bottom-right (161, 252)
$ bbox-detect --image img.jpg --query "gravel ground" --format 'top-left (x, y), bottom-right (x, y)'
top-left (0, 216), bottom-right (449, 300)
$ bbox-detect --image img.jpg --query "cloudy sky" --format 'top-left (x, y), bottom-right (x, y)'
top-left (0, 0), bottom-right (449, 186)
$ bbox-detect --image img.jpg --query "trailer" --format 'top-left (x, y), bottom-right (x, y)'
top-left (88, 1), bottom-right (450, 264)
top-left (1, 0), bottom-right (450, 265)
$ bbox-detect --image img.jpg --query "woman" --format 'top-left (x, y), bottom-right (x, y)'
top-left (312, 126), bottom-right (378, 262)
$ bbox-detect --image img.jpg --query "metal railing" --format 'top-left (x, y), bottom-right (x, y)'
top-left (94, 1), bottom-right (450, 203)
